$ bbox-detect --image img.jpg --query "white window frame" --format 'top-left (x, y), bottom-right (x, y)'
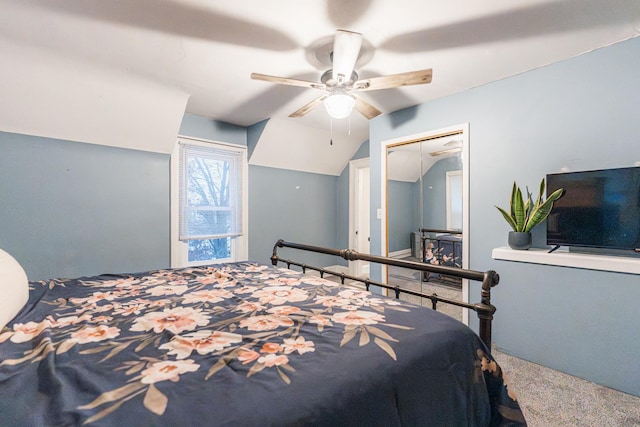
top-left (170, 136), bottom-right (248, 267)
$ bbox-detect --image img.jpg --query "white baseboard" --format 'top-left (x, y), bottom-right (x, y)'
top-left (389, 248), bottom-right (411, 259)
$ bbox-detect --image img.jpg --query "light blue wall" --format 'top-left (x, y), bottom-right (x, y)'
top-left (336, 167), bottom-right (350, 257)
top-left (351, 140), bottom-right (370, 161)
top-left (336, 140), bottom-right (369, 252)
top-left (179, 113), bottom-right (247, 146)
top-left (0, 113), bottom-right (342, 281)
top-left (247, 119), bottom-right (269, 159)
top-left (369, 36), bottom-right (640, 396)
top-left (249, 165), bottom-right (338, 267)
top-left (0, 131), bottom-right (170, 281)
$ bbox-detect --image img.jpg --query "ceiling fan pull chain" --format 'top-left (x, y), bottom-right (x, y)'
top-left (330, 117), bottom-right (333, 145)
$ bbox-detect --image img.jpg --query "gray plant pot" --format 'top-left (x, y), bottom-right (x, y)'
top-left (508, 231), bottom-right (532, 250)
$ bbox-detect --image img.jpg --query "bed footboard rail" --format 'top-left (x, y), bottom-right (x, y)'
top-left (271, 239), bottom-right (499, 348)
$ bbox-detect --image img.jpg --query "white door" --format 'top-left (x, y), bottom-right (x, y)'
top-left (349, 158), bottom-right (370, 277)
top-left (446, 170), bottom-right (463, 230)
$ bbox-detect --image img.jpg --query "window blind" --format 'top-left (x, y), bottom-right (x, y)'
top-left (179, 143), bottom-right (243, 241)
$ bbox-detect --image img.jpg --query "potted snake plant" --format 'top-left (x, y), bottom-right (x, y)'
top-left (495, 178), bottom-right (564, 250)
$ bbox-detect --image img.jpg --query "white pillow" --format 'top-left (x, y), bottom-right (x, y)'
top-left (0, 248), bottom-right (29, 330)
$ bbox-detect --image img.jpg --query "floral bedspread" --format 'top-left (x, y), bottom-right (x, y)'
top-left (0, 262), bottom-right (525, 426)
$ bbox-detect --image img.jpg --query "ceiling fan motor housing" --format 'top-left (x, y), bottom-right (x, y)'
top-left (321, 69), bottom-right (359, 88)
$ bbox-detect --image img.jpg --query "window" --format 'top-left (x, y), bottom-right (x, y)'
top-left (171, 138), bottom-right (248, 267)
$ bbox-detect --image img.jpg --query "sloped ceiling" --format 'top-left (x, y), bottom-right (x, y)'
top-left (249, 118), bottom-right (367, 176)
top-left (0, 38), bottom-right (189, 154)
top-left (0, 1), bottom-right (639, 174)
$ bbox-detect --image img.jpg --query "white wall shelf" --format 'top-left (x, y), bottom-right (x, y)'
top-left (492, 247), bottom-right (640, 275)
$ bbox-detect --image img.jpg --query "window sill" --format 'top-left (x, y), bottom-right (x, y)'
top-left (491, 247), bottom-right (640, 274)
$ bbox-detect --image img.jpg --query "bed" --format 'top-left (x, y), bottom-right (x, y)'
top-left (0, 241), bottom-right (525, 426)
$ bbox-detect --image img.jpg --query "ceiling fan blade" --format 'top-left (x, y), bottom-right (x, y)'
top-left (289, 95), bottom-right (329, 118)
top-left (251, 73), bottom-right (326, 90)
top-left (380, 2), bottom-right (635, 54)
top-left (32, 0), bottom-right (298, 51)
top-left (332, 30), bottom-right (363, 82)
top-left (352, 94), bottom-right (382, 119)
top-left (354, 69), bottom-right (433, 91)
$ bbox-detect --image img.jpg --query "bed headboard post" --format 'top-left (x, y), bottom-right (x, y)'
top-left (271, 239), bottom-right (285, 266)
top-left (477, 270), bottom-right (499, 347)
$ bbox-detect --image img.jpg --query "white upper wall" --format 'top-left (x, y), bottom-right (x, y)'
top-left (249, 117), bottom-right (366, 176)
top-left (0, 38), bottom-right (189, 154)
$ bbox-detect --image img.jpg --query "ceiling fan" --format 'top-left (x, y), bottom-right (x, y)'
top-left (251, 30), bottom-right (433, 120)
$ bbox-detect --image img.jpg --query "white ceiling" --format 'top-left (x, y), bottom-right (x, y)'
top-left (1, 0), bottom-right (639, 174)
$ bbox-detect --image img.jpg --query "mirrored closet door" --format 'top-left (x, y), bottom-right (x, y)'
top-left (381, 124), bottom-right (469, 324)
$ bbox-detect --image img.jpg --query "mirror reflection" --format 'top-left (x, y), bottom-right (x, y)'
top-left (386, 131), bottom-right (465, 321)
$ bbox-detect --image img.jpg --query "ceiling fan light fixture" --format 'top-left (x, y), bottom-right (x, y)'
top-left (324, 92), bottom-right (355, 119)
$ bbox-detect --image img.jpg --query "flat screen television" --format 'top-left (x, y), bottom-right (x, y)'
top-left (546, 166), bottom-right (640, 252)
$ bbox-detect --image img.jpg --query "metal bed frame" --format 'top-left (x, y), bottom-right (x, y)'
top-left (271, 239), bottom-right (500, 348)
top-left (419, 228), bottom-right (463, 284)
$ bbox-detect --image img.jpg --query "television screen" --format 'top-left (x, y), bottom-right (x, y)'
top-left (546, 167), bottom-right (640, 251)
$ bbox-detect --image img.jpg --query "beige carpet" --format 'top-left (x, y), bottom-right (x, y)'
top-left (493, 349), bottom-right (640, 426)
top-left (388, 266), bottom-right (640, 426)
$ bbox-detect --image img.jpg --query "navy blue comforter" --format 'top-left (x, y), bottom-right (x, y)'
top-left (0, 262), bottom-right (525, 426)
